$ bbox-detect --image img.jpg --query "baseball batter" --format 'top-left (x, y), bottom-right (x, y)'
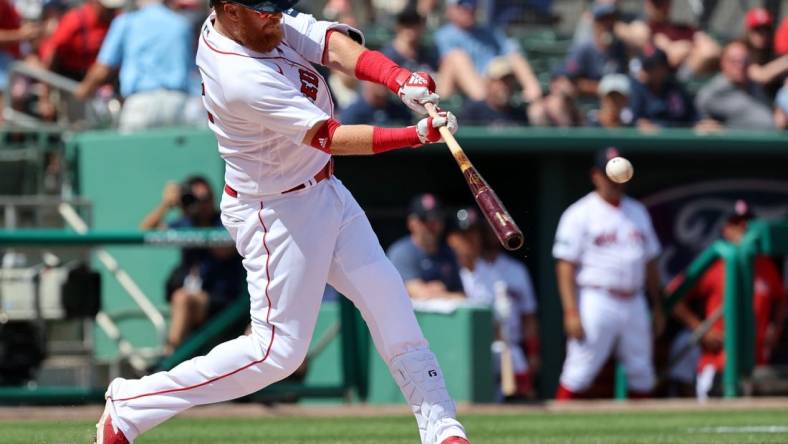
top-left (552, 147), bottom-right (664, 400)
top-left (95, 2), bottom-right (470, 443)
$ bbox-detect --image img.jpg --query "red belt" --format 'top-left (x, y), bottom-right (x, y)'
top-left (586, 286), bottom-right (637, 299)
top-left (224, 159), bottom-right (334, 198)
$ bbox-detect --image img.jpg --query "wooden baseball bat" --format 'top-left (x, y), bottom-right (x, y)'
top-left (424, 103), bottom-right (524, 251)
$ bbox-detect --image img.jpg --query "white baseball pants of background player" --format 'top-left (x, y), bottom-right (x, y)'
top-left (559, 287), bottom-right (655, 394)
top-left (103, 177), bottom-right (466, 444)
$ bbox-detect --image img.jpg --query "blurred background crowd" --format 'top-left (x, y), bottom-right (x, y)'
top-left (1, 0), bottom-right (787, 131)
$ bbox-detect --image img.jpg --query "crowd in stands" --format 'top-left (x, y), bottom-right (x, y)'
top-left (1, 0), bottom-right (786, 130)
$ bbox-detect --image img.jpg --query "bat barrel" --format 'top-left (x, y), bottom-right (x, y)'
top-left (475, 187), bottom-right (524, 251)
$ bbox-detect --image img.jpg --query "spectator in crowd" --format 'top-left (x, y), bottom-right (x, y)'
top-left (588, 73), bottom-right (634, 128)
top-left (387, 193), bottom-right (465, 301)
top-left (775, 86), bottom-right (788, 130)
top-left (74, 0), bottom-right (199, 132)
top-left (553, 147), bottom-right (664, 400)
top-left (629, 47), bottom-right (697, 129)
top-left (141, 177), bottom-right (245, 355)
top-left (628, 0), bottom-right (720, 78)
top-left (382, 8), bottom-right (439, 76)
top-left (446, 207), bottom-right (539, 399)
top-left (743, 8), bottom-right (788, 92)
top-left (530, 67), bottom-right (583, 127)
top-left (434, 0), bottom-right (542, 105)
top-left (460, 57), bottom-right (528, 127)
top-left (38, 0), bottom-right (119, 81)
top-left (696, 41), bottom-right (775, 130)
top-left (672, 200), bottom-right (786, 400)
top-left (339, 81), bottom-right (412, 125)
top-left (0, 0), bottom-right (39, 121)
top-left (562, 3), bottom-right (629, 97)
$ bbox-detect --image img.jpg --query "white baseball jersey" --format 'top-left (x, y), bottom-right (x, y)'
top-left (460, 255), bottom-right (536, 342)
top-left (552, 192), bottom-right (661, 293)
top-left (196, 11), bottom-right (361, 196)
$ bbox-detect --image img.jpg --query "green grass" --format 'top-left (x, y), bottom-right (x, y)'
top-left (3, 409), bottom-right (788, 443)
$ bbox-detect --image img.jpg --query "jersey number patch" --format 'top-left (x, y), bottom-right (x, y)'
top-left (299, 69), bottom-right (319, 102)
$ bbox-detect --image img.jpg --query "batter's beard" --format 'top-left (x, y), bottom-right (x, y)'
top-left (241, 25), bottom-right (284, 53)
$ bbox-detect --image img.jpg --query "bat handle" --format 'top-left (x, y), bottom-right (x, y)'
top-left (423, 103), bottom-right (461, 156)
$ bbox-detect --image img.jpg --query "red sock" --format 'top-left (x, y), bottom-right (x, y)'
top-left (555, 384), bottom-right (578, 401)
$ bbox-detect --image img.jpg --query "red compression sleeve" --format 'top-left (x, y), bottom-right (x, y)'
top-left (309, 118), bottom-right (342, 153)
top-left (354, 50), bottom-right (412, 94)
top-left (372, 126), bottom-right (421, 153)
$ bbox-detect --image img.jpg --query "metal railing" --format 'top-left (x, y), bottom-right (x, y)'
top-left (2, 62), bottom-right (119, 131)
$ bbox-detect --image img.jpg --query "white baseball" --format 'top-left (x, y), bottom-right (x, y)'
top-left (605, 157), bottom-right (634, 183)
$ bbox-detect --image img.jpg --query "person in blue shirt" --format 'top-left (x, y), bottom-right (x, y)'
top-left (140, 176), bottom-right (245, 355)
top-left (629, 47), bottom-right (697, 128)
top-left (339, 81), bottom-right (412, 125)
top-left (562, 3), bottom-right (630, 97)
top-left (74, 0), bottom-right (199, 131)
top-left (434, 0), bottom-right (542, 104)
top-left (387, 193), bottom-right (465, 301)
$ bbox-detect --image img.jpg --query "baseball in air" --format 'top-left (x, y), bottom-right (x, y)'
top-left (605, 157), bottom-right (634, 183)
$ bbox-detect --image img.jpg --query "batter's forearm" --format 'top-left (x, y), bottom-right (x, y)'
top-left (323, 30), bottom-right (366, 76)
top-left (303, 121), bottom-right (423, 156)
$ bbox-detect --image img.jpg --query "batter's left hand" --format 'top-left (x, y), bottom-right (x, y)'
top-left (398, 71), bottom-right (440, 115)
top-left (416, 111), bottom-right (458, 144)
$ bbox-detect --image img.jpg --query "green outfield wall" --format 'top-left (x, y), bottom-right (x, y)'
top-left (69, 127), bottom-right (788, 400)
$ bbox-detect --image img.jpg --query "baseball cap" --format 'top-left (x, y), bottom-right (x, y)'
top-left (447, 0), bottom-right (477, 9)
top-left (396, 8), bottom-right (425, 27)
top-left (593, 146), bottom-right (622, 170)
top-left (218, 0), bottom-right (299, 13)
top-left (486, 57), bottom-right (514, 80)
top-left (726, 199), bottom-right (755, 224)
top-left (745, 8), bottom-right (772, 29)
top-left (598, 73), bottom-right (630, 97)
top-left (408, 193), bottom-right (445, 221)
top-left (98, 0), bottom-right (125, 9)
top-left (639, 46), bottom-right (669, 69)
top-left (592, 3), bottom-right (618, 20)
top-left (447, 207), bottom-right (482, 233)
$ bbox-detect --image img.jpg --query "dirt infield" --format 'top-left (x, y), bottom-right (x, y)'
top-left (1, 397), bottom-right (787, 422)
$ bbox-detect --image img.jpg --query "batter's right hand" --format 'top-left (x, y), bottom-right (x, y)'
top-left (563, 310), bottom-right (585, 341)
top-left (416, 111), bottom-right (458, 144)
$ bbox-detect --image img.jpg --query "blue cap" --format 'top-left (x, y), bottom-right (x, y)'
top-left (223, 0), bottom-right (299, 13)
top-left (447, 0), bottom-right (478, 9)
top-left (592, 3), bottom-right (618, 19)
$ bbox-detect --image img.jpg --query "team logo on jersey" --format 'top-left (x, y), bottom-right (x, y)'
top-left (298, 68), bottom-right (319, 102)
top-left (428, 369), bottom-right (438, 377)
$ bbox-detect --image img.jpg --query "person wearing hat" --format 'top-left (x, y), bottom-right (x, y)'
top-left (381, 8), bottom-right (439, 77)
top-left (672, 200), bottom-right (785, 400)
top-left (628, 46), bottom-right (697, 129)
top-left (37, 0), bottom-right (120, 82)
top-left (629, 0), bottom-right (720, 78)
top-left (387, 193), bottom-right (465, 301)
top-left (743, 8), bottom-right (788, 91)
top-left (446, 207), bottom-right (539, 400)
top-left (95, 3), bottom-right (471, 444)
top-left (74, 0), bottom-right (198, 131)
top-left (460, 57), bottom-right (529, 127)
top-left (696, 41), bottom-right (775, 130)
top-left (589, 73), bottom-right (633, 128)
top-left (434, 0), bottom-right (542, 104)
top-left (560, 3), bottom-right (629, 97)
top-left (553, 147), bottom-right (664, 400)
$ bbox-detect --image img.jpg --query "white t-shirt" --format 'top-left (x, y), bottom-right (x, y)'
top-left (196, 11), bottom-right (362, 196)
top-left (459, 253), bottom-right (537, 342)
top-left (552, 192), bottom-right (661, 292)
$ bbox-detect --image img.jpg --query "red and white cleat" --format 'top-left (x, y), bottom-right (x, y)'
top-left (94, 404), bottom-right (129, 444)
top-left (441, 437), bottom-right (471, 444)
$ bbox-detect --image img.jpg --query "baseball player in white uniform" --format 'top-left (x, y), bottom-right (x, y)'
top-left (95, 1), bottom-right (470, 443)
top-left (552, 147), bottom-right (664, 400)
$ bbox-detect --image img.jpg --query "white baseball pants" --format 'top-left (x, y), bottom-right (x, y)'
top-left (559, 287), bottom-right (655, 393)
top-left (103, 177), bottom-right (465, 443)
